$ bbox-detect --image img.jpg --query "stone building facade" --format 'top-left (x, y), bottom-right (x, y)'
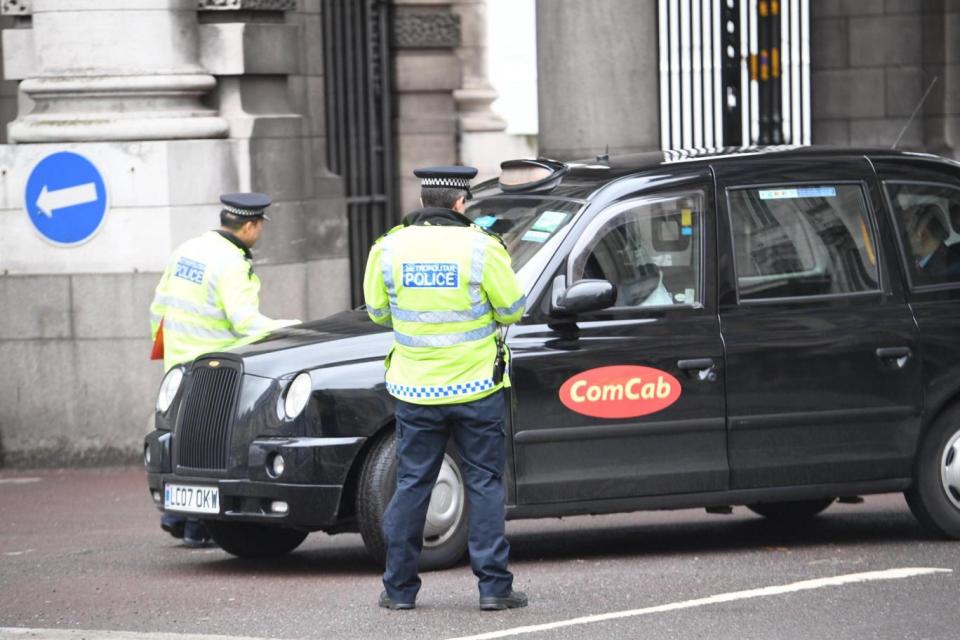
top-left (0, 0), bottom-right (472, 467)
top-left (537, 0), bottom-right (960, 161)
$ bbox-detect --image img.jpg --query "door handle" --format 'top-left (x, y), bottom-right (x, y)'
top-left (876, 346), bottom-right (911, 369)
top-left (678, 358), bottom-right (714, 370)
top-left (677, 358), bottom-right (717, 382)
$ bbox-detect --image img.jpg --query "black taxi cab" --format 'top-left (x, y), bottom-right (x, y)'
top-left (145, 146), bottom-right (960, 569)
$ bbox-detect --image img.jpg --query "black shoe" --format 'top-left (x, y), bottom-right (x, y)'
top-left (480, 590), bottom-right (528, 611)
top-left (379, 591), bottom-right (415, 610)
top-left (160, 515), bottom-right (185, 539)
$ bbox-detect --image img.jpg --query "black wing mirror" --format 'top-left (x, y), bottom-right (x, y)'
top-left (551, 276), bottom-right (617, 315)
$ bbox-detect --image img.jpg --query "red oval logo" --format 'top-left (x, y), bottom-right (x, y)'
top-left (559, 365), bottom-right (682, 419)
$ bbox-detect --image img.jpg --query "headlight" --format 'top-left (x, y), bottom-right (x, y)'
top-left (284, 372), bottom-right (312, 419)
top-left (156, 367), bottom-right (184, 413)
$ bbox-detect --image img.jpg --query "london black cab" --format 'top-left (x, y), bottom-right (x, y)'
top-left (145, 147), bottom-right (960, 568)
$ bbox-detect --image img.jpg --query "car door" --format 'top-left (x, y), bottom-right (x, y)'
top-left (507, 169), bottom-right (727, 505)
top-left (715, 156), bottom-right (922, 490)
top-left (872, 157), bottom-right (960, 424)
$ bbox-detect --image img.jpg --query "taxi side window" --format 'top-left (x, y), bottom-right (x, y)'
top-left (569, 190), bottom-right (703, 308)
top-left (727, 185), bottom-right (880, 301)
top-left (885, 182), bottom-right (960, 288)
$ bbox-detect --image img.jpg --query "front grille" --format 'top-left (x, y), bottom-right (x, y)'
top-left (176, 360), bottom-right (240, 471)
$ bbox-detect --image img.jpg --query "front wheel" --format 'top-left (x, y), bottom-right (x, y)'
top-left (905, 403), bottom-right (960, 539)
top-left (747, 498), bottom-right (835, 521)
top-left (205, 520), bottom-right (308, 558)
top-left (356, 430), bottom-right (469, 571)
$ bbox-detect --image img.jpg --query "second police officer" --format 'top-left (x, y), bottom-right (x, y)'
top-left (363, 166), bottom-right (528, 611)
top-left (150, 193), bottom-right (299, 546)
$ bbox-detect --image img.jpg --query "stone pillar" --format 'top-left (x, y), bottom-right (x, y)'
top-left (0, 0), bottom-right (349, 467)
top-left (451, 0), bottom-right (511, 179)
top-left (391, 1), bottom-right (462, 213)
top-left (536, 0), bottom-right (660, 160)
top-left (7, 0), bottom-right (227, 142)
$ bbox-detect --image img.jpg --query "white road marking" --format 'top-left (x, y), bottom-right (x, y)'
top-left (446, 567), bottom-right (953, 640)
top-left (0, 478), bottom-right (41, 485)
top-left (0, 629), bottom-right (280, 640)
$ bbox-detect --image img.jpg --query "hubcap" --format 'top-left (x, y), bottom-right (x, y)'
top-left (423, 454), bottom-right (465, 548)
top-left (941, 428), bottom-right (960, 510)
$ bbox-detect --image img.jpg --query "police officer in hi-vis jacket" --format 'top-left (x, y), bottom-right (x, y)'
top-left (150, 192), bottom-right (299, 546)
top-left (363, 166), bottom-right (528, 611)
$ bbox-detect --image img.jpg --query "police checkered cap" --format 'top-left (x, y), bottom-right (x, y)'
top-left (220, 192), bottom-right (272, 220)
top-left (413, 166), bottom-right (478, 191)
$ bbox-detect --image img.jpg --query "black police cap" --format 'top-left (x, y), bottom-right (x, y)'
top-left (220, 192), bottom-right (272, 220)
top-left (413, 166), bottom-right (479, 190)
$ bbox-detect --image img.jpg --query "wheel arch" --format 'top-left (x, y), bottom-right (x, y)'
top-left (335, 418), bottom-right (395, 526)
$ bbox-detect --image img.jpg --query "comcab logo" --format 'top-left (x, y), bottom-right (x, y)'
top-left (558, 365), bottom-right (682, 419)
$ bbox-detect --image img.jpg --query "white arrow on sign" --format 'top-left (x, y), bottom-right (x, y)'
top-left (35, 183), bottom-right (98, 217)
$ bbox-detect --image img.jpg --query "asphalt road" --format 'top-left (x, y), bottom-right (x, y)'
top-left (1, 467), bottom-right (957, 640)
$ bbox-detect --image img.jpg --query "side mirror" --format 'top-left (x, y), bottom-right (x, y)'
top-left (552, 276), bottom-right (617, 315)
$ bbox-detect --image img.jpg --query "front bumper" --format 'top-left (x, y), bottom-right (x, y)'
top-left (145, 431), bottom-right (366, 530)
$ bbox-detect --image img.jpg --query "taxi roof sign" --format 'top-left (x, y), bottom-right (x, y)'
top-left (499, 158), bottom-right (568, 193)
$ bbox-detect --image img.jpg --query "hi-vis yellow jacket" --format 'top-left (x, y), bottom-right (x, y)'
top-left (150, 231), bottom-right (298, 371)
top-left (362, 208), bottom-right (526, 405)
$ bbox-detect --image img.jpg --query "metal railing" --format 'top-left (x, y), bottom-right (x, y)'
top-left (322, 0), bottom-right (397, 307)
top-left (659, 0), bottom-right (810, 150)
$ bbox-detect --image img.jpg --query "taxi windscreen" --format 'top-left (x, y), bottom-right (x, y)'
top-left (466, 197), bottom-right (581, 270)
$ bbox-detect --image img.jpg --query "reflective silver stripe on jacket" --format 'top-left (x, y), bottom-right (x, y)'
top-left (153, 294), bottom-right (223, 320)
top-left (380, 239), bottom-right (398, 309)
top-left (162, 318), bottom-right (237, 341)
top-left (391, 302), bottom-right (491, 323)
top-left (495, 295), bottom-right (526, 317)
top-left (392, 322), bottom-right (496, 348)
top-left (368, 304), bottom-right (391, 319)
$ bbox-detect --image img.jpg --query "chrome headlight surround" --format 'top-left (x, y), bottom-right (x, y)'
top-left (283, 372), bottom-right (313, 419)
top-left (156, 367), bottom-right (184, 413)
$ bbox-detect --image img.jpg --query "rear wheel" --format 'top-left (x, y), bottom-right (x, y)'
top-left (205, 520), bottom-right (308, 558)
top-left (905, 403), bottom-right (960, 539)
top-left (356, 430), bottom-right (468, 571)
top-left (747, 498), bottom-right (835, 521)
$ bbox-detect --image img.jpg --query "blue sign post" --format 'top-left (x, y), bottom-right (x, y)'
top-left (25, 151), bottom-right (109, 246)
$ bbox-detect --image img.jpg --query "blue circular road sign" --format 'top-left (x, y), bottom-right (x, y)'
top-left (25, 151), bottom-right (109, 246)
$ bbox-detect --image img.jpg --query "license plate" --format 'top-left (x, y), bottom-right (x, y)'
top-left (164, 483), bottom-right (220, 515)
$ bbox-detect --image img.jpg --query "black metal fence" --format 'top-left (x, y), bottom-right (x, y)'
top-left (658, 0), bottom-right (810, 149)
top-left (322, 0), bottom-right (397, 307)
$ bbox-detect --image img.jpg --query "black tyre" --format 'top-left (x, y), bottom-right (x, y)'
top-left (747, 498), bottom-right (835, 521)
top-left (356, 430), bottom-right (469, 571)
top-left (905, 403), bottom-right (960, 539)
top-left (205, 520), bottom-right (308, 558)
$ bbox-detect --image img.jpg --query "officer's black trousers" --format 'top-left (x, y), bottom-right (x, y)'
top-left (382, 390), bottom-right (513, 603)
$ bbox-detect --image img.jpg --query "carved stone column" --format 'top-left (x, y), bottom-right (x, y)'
top-left (451, 0), bottom-right (505, 133)
top-left (391, 1), bottom-right (463, 212)
top-left (5, 0), bottom-right (227, 143)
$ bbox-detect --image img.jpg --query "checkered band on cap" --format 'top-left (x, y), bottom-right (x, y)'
top-left (420, 177), bottom-right (472, 189)
top-left (222, 204), bottom-right (265, 217)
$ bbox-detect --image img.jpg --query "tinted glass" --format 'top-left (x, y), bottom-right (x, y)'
top-left (466, 196), bottom-right (580, 270)
top-left (569, 190), bottom-right (703, 307)
top-left (885, 182), bottom-right (960, 288)
top-left (728, 185), bottom-right (880, 300)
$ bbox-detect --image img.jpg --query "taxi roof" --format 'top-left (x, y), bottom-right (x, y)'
top-left (474, 145), bottom-right (954, 201)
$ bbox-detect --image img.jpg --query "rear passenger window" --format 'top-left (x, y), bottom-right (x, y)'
top-left (728, 185), bottom-right (880, 301)
top-left (885, 182), bottom-right (960, 288)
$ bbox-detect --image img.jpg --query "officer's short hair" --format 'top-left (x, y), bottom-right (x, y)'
top-left (421, 187), bottom-right (468, 209)
top-left (220, 209), bottom-right (257, 231)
